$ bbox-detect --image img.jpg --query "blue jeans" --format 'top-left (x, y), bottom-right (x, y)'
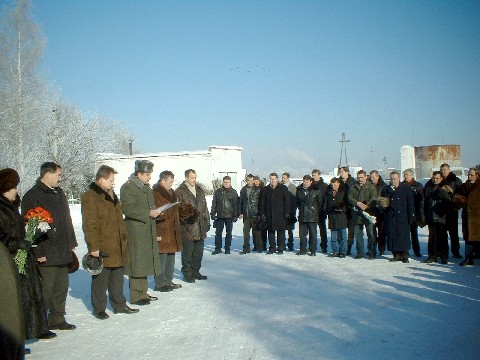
top-left (215, 218), bottom-right (233, 251)
top-left (330, 228), bottom-right (347, 255)
top-left (354, 223), bottom-right (375, 256)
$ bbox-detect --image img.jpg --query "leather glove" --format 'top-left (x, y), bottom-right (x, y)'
top-left (210, 214), bottom-right (216, 221)
top-left (18, 239), bottom-right (32, 251)
top-left (233, 217), bottom-right (238, 222)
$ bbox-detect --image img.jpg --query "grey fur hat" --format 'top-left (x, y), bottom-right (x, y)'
top-left (82, 254), bottom-right (103, 276)
top-left (135, 160), bottom-right (154, 174)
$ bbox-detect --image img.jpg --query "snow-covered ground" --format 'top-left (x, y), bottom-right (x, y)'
top-left (27, 201), bottom-right (480, 360)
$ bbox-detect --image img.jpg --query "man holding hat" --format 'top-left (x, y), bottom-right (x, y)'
top-left (82, 165), bottom-right (139, 319)
top-left (120, 160), bottom-right (162, 305)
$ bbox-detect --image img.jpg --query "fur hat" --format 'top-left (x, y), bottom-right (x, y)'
top-left (178, 203), bottom-right (199, 224)
top-left (376, 196), bottom-right (390, 208)
top-left (135, 160), bottom-right (154, 174)
top-left (68, 251), bottom-right (79, 274)
top-left (82, 253), bottom-right (108, 275)
top-left (0, 168), bottom-right (20, 194)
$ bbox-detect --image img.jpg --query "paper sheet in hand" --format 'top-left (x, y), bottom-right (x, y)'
top-left (156, 201), bottom-right (181, 212)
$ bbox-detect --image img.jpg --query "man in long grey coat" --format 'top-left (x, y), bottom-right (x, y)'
top-left (120, 160), bottom-right (161, 305)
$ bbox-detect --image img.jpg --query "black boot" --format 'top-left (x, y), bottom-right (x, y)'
top-left (346, 245), bottom-right (352, 256)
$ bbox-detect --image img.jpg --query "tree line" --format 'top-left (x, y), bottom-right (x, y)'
top-left (0, 0), bottom-right (136, 198)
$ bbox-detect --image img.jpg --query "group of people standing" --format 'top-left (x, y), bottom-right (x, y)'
top-left (0, 161), bottom-right (210, 359)
top-left (212, 165), bottom-right (479, 267)
top-left (1, 159), bottom-right (478, 359)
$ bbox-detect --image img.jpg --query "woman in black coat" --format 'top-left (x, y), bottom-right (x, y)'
top-left (381, 172), bottom-right (415, 263)
top-left (0, 168), bottom-right (53, 342)
top-left (326, 178), bottom-right (349, 257)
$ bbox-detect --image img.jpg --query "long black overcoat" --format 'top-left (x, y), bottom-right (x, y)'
top-left (381, 183), bottom-right (415, 252)
top-left (259, 184), bottom-right (290, 231)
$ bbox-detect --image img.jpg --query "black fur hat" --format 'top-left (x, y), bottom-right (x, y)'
top-left (0, 168), bottom-right (20, 194)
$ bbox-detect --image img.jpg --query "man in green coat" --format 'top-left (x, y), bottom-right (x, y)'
top-left (347, 170), bottom-right (377, 259)
top-left (120, 160), bottom-right (162, 305)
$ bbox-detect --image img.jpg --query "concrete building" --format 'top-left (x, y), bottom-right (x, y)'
top-left (96, 145), bottom-right (246, 193)
top-left (400, 144), bottom-right (465, 181)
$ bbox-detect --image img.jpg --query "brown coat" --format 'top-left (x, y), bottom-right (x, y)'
top-left (453, 177), bottom-right (480, 241)
top-left (81, 182), bottom-right (129, 267)
top-left (175, 182), bottom-right (210, 241)
top-left (152, 182), bottom-right (182, 253)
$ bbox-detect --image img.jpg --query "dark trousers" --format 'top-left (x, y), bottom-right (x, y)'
top-left (261, 229), bottom-right (268, 251)
top-left (446, 211), bottom-right (460, 254)
top-left (299, 222), bottom-right (318, 253)
top-left (92, 266), bottom-right (127, 313)
top-left (268, 230), bottom-right (286, 252)
top-left (243, 217), bottom-right (261, 252)
top-left (427, 223), bottom-right (448, 260)
top-left (287, 224), bottom-right (295, 250)
top-left (409, 223), bottom-right (420, 254)
top-left (318, 215), bottom-right (328, 250)
top-left (373, 216), bottom-right (386, 252)
top-left (215, 218), bottom-right (233, 251)
top-left (347, 217), bottom-right (356, 246)
top-left (181, 239), bottom-right (204, 278)
top-left (129, 276), bottom-right (148, 303)
top-left (38, 265), bottom-right (69, 327)
top-left (155, 253), bottom-right (175, 288)
top-left (465, 240), bottom-right (480, 260)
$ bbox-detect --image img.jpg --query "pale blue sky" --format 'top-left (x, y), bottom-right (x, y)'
top-left (19, 0), bottom-right (480, 176)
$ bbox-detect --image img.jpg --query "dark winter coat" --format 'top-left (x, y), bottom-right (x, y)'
top-left (211, 186), bottom-right (239, 219)
top-left (381, 183), bottom-right (415, 252)
top-left (347, 181), bottom-right (377, 225)
top-left (423, 179), bottom-right (452, 225)
top-left (444, 171), bottom-right (463, 214)
top-left (152, 182), bottom-right (182, 253)
top-left (0, 195), bottom-right (48, 340)
top-left (340, 175), bottom-right (357, 218)
top-left (312, 179), bottom-right (328, 217)
top-left (444, 172), bottom-right (463, 194)
top-left (259, 184), bottom-right (291, 231)
top-left (81, 182), bottom-right (129, 268)
top-left (21, 179), bottom-right (77, 266)
top-left (325, 186), bottom-right (348, 230)
top-left (175, 182), bottom-right (210, 241)
top-left (296, 184), bottom-right (324, 223)
top-left (369, 176), bottom-right (387, 219)
top-left (453, 177), bottom-right (480, 241)
top-left (402, 179), bottom-right (425, 226)
top-left (239, 185), bottom-right (260, 218)
top-left (0, 240), bottom-right (24, 359)
top-left (120, 174), bottom-right (161, 277)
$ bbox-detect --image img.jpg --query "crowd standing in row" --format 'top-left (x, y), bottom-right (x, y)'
top-left (1, 161), bottom-right (479, 359)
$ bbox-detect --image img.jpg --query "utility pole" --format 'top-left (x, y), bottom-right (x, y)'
top-left (128, 139), bottom-right (133, 155)
top-left (338, 132), bottom-right (350, 169)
